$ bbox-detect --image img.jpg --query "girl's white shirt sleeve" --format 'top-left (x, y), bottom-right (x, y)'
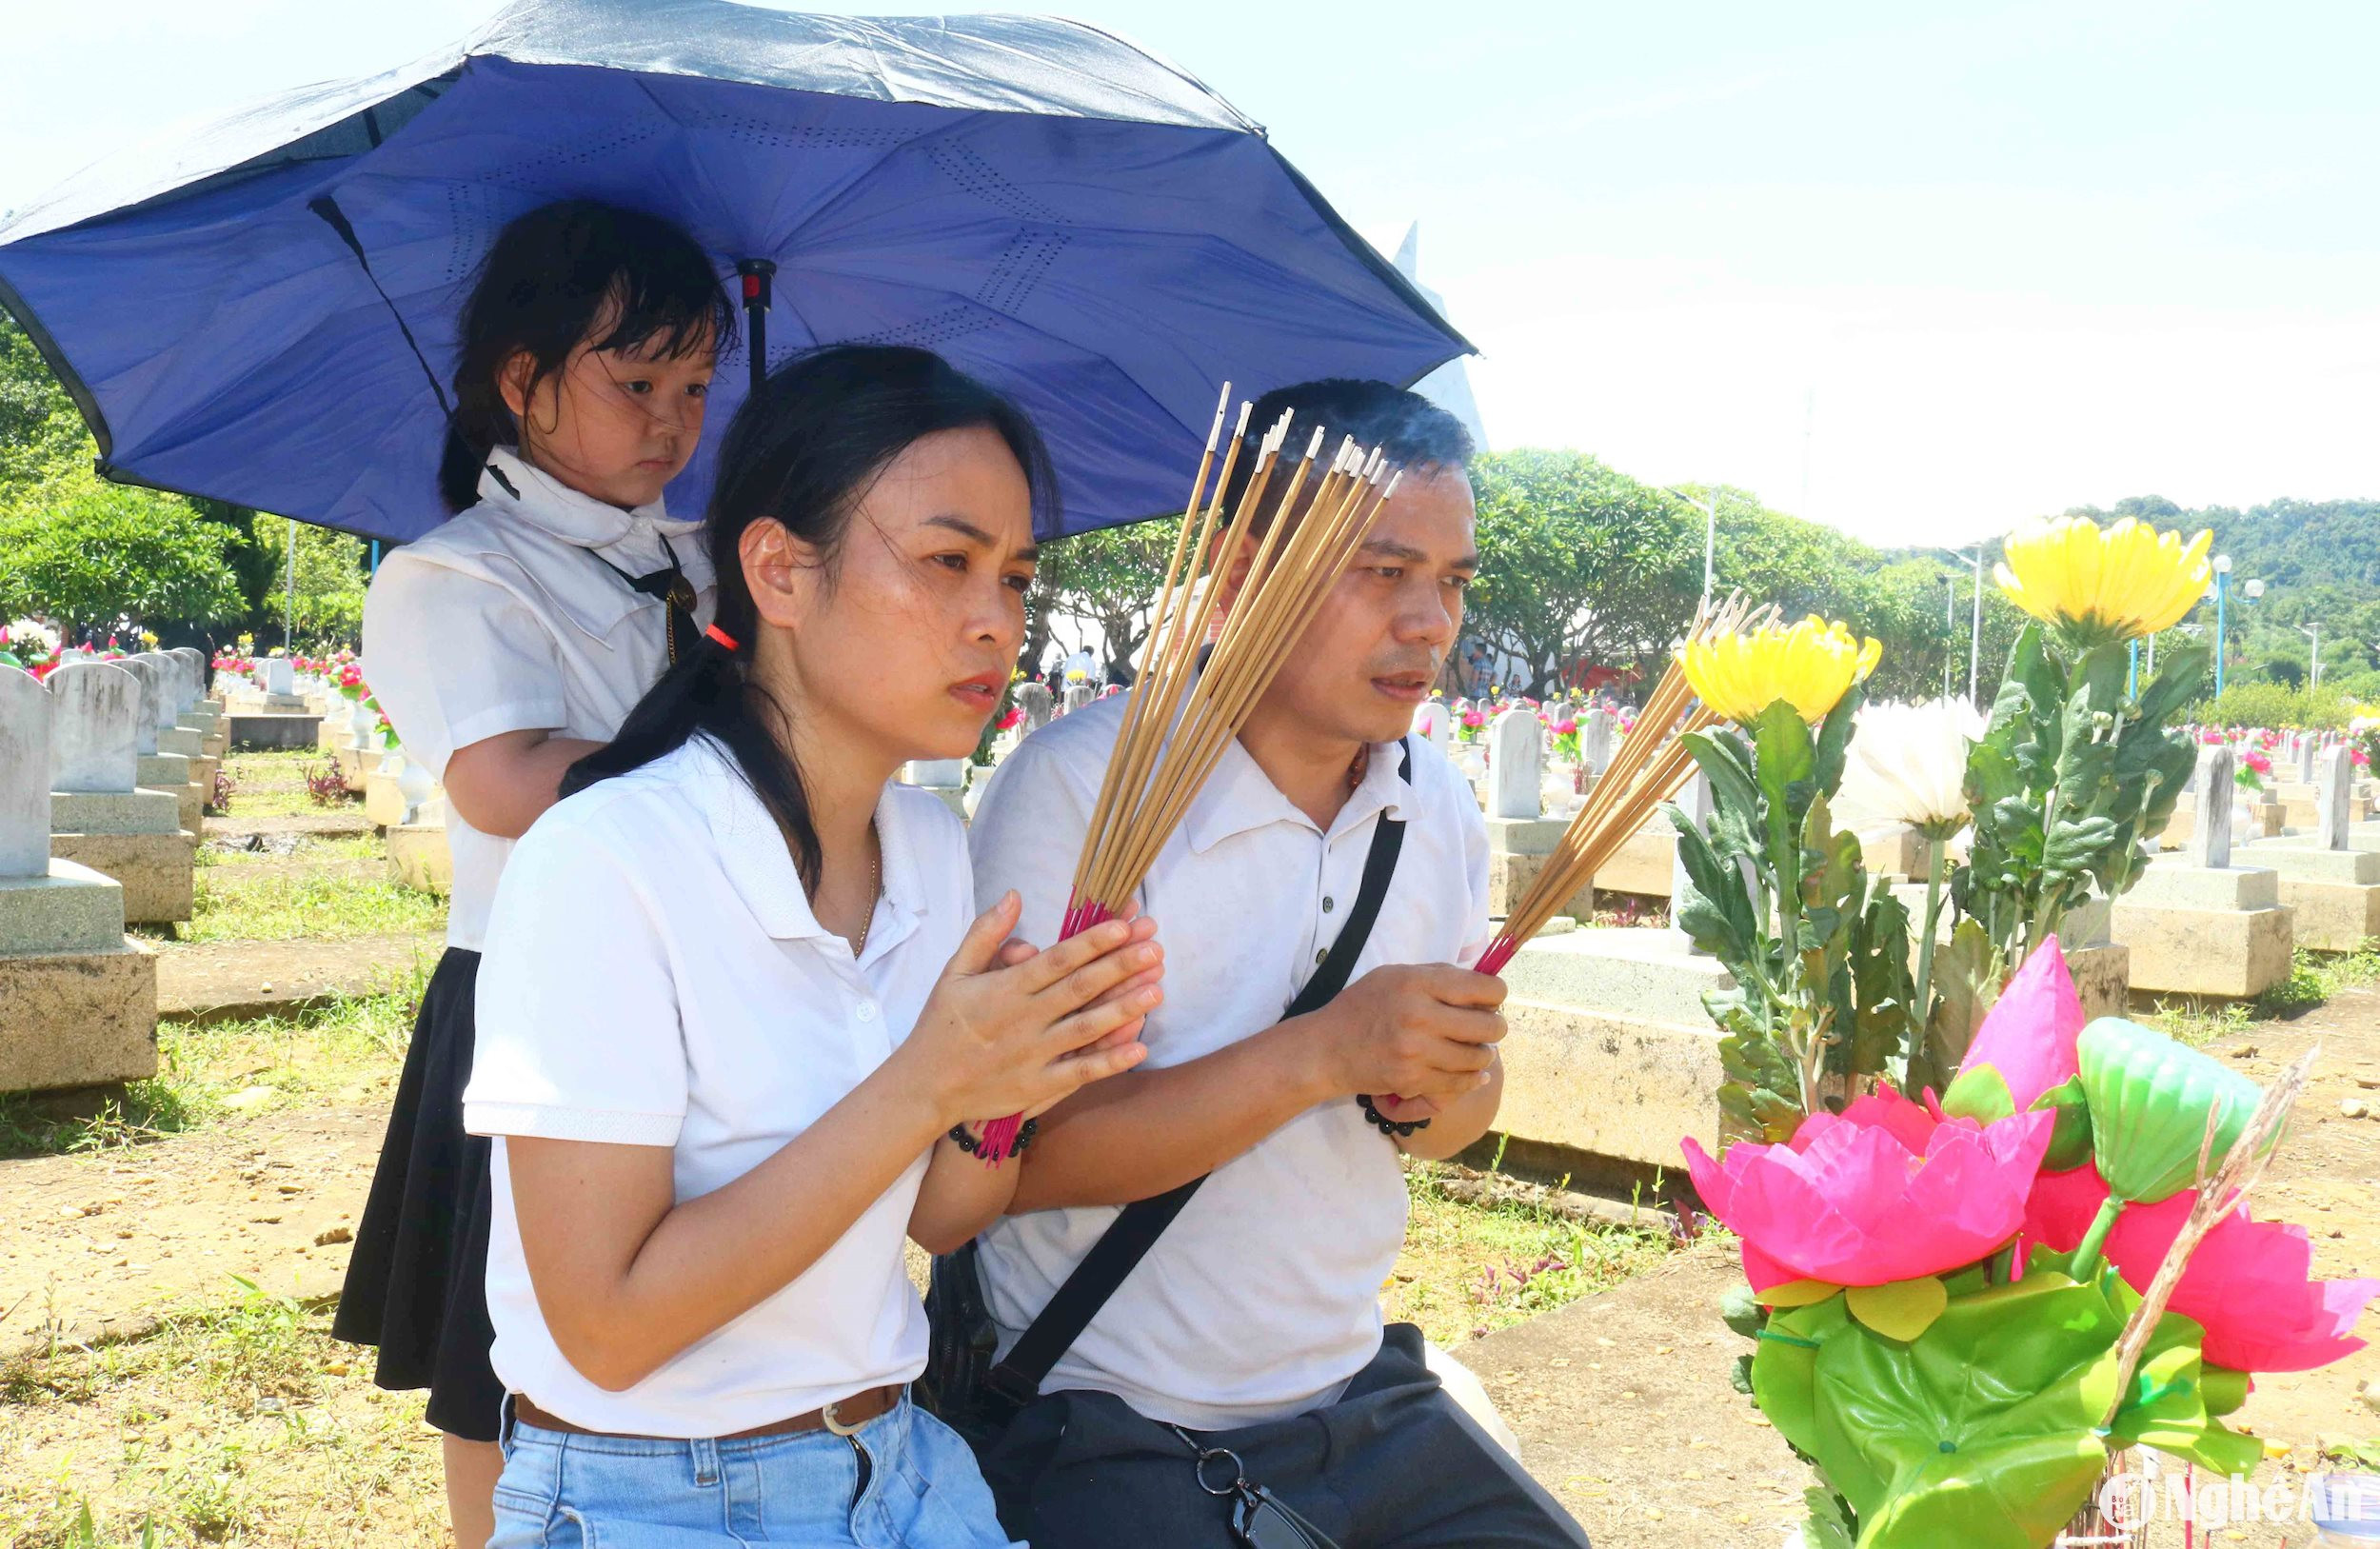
top-left (465, 820), bottom-right (688, 1147)
top-left (361, 552), bottom-right (567, 781)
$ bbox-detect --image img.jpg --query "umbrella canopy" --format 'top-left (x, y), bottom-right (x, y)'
top-left (0, 0), bottom-right (1468, 544)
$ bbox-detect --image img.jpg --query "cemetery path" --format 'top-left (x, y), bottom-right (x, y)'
top-left (1473, 988), bottom-right (2380, 1546)
top-left (155, 931), bottom-right (444, 1023)
top-left (1, 1105), bottom-right (380, 1361)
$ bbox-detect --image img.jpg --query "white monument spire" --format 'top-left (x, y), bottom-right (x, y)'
top-left (1393, 222), bottom-right (1488, 452)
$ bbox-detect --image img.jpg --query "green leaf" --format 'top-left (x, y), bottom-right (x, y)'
top-left (1721, 1281), bottom-right (1767, 1340)
top-left (1800, 1488), bottom-right (1858, 1549)
top-left (1757, 1272), bottom-right (2121, 1549)
top-left (1753, 700), bottom-right (1818, 878)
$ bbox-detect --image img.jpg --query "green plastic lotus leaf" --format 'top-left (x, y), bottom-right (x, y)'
top-left (1755, 1273), bottom-right (2116, 1546)
top-left (2030, 1075), bottom-right (2093, 1174)
top-left (2075, 1017), bottom-right (2269, 1205)
top-left (2024, 1249), bottom-right (2264, 1476)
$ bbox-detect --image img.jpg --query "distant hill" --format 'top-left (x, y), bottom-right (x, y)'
top-left (2064, 493), bottom-right (2380, 594)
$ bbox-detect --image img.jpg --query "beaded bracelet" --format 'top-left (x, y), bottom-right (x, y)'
top-left (949, 1118), bottom-right (1040, 1157)
top-left (1356, 1095), bottom-right (1429, 1138)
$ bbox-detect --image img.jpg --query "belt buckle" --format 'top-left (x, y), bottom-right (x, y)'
top-left (822, 1391), bottom-right (866, 1437)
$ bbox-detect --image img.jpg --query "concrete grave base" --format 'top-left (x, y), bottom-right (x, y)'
top-left (0, 861), bottom-right (130, 954)
top-left (2157, 799), bottom-right (2194, 851)
top-left (387, 823), bottom-right (453, 895)
top-left (364, 768), bottom-right (407, 829)
top-left (0, 938), bottom-right (159, 1093)
top-left (1486, 816), bottom-right (1569, 857)
top-left (1487, 851), bottom-right (1594, 922)
top-left (228, 712), bottom-right (324, 750)
top-left (316, 717), bottom-right (351, 753)
top-left (1859, 824), bottom-right (1936, 883)
top-left (336, 746), bottom-right (368, 792)
top-left (1488, 929), bottom-right (1737, 1173)
top-left (2111, 863), bottom-right (2293, 997)
top-left (1495, 998), bottom-right (1729, 1173)
top-left (50, 831), bottom-right (197, 923)
top-left (157, 725), bottom-right (206, 758)
top-left (135, 752), bottom-right (188, 789)
top-left (51, 789), bottom-right (180, 836)
top-left (1587, 823), bottom-right (1676, 899)
top-left (2237, 841), bottom-right (2380, 951)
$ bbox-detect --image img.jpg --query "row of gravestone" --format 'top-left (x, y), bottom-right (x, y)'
top-left (1409, 704), bottom-right (1620, 822)
top-left (7, 654), bottom-right (213, 873)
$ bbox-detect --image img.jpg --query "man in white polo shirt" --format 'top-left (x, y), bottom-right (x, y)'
top-left (962, 381), bottom-right (1592, 1547)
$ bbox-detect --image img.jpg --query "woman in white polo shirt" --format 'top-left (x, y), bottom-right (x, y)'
top-left (465, 345), bottom-right (1161, 1548)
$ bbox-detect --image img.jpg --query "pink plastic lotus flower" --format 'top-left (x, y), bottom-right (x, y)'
top-left (1945, 937), bottom-right (2084, 1116)
top-left (1682, 1088), bottom-right (2055, 1292)
top-left (2025, 1164), bottom-right (2379, 1372)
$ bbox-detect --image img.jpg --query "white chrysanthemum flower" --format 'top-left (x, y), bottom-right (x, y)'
top-left (1835, 697), bottom-right (1985, 839)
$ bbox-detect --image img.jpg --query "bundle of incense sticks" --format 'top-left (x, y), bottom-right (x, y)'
top-left (971, 385), bottom-right (1404, 1162)
top-left (1471, 596), bottom-right (1773, 977)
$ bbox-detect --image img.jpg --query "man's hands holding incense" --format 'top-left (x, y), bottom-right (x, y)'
top-left (902, 890), bottom-right (1163, 1128)
top-left (1312, 963), bottom-right (1506, 1117)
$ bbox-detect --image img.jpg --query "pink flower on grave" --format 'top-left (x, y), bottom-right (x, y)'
top-left (2244, 750), bottom-right (2272, 776)
top-left (1460, 710), bottom-right (1485, 729)
top-left (1555, 718), bottom-right (1578, 736)
top-left (1681, 1087), bottom-right (2055, 1292)
top-left (1942, 938), bottom-right (2084, 1118)
top-left (2355, 747), bottom-right (2371, 769)
top-left (2024, 1164), bottom-right (2380, 1373)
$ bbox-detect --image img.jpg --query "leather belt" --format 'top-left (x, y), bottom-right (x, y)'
top-left (511, 1383), bottom-right (902, 1442)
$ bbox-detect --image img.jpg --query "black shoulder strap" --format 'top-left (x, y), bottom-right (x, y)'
top-left (988, 740), bottom-right (1414, 1403)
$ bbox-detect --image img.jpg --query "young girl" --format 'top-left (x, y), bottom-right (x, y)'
top-left (461, 345), bottom-right (1160, 1547)
top-left (335, 199), bottom-right (733, 1546)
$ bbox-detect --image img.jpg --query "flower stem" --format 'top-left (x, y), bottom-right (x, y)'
top-left (1908, 838), bottom-right (1948, 1095)
top-left (2068, 1194), bottom-right (2126, 1282)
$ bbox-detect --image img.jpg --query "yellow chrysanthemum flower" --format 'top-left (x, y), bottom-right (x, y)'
top-left (1993, 516), bottom-right (2212, 648)
top-left (1683, 615), bottom-right (1884, 725)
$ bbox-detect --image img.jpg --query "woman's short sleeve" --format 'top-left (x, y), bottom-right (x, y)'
top-left (362, 553), bottom-right (567, 779)
top-left (466, 809), bottom-right (688, 1147)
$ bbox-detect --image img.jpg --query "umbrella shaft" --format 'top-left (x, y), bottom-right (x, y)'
top-left (737, 259), bottom-right (777, 398)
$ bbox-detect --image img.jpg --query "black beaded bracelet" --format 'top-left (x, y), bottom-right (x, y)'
top-left (949, 1118), bottom-right (1040, 1157)
top-left (1356, 1095), bottom-right (1429, 1138)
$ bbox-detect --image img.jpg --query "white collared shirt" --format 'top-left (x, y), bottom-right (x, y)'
top-left (968, 695), bottom-right (1491, 1429)
top-left (361, 447), bottom-right (715, 950)
top-left (464, 738), bottom-right (967, 1437)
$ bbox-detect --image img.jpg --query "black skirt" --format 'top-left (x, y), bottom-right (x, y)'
top-left (331, 946), bottom-right (504, 1441)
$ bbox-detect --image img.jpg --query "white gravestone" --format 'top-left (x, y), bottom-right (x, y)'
top-left (2297, 736), bottom-right (2317, 784)
top-left (0, 669), bottom-right (50, 877)
top-left (1579, 708), bottom-right (1617, 779)
top-left (48, 663), bottom-right (142, 794)
top-left (2318, 743), bottom-right (2353, 850)
top-left (2189, 746), bottom-right (2234, 869)
top-left (1017, 681), bottom-right (1054, 731)
top-left (264, 657), bottom-right (294, 697)
top-left (1063, 684), bottom-right (1094, 714)
top-left (117, 657), bottom-right (165, 756)
top-left (1486, 707), bottom-right (1544, 821)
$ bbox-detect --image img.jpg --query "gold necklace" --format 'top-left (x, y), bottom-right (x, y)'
top-left (850, 842), bottom-right (883, 958)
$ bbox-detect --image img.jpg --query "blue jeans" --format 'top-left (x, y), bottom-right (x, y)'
top-left (490, 1394), bottom-right (1021, 1548)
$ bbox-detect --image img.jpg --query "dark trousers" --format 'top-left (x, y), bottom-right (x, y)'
top-left (977, 1324), bottom-right (1591, 1549)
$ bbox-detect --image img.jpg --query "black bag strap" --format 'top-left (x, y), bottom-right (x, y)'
top-left (988, 740), bottom-right (1414, 1404)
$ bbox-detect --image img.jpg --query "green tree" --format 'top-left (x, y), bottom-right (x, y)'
top-left (1032, 520), bottom-right (1180, 680)
top-left (1467, 449), bottom-right (1700, 696)
top-left (0, 470), bottom-right (246, 635)
top-left (247, 513), bottom-right (369, 647)
top-left (0, 314), bottom-right (89, 491)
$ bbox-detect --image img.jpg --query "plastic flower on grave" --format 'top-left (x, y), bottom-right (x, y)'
top-left (1833, 697), bottom-right (1982, 840)
top-left (1939, 937), bottom-right (2087, 1137)
top-left (2024, 1164), bottom-right (2380, 1373)
top-left (1681, 614), bottom-right (1883, 726)
top-left (1064, 666), bottom-right (1086, 682)
top-left (1680, 1087), bottom-right (2054, 1295)
top-left (2236, 750), bottom-right (2270, 791)
top-left (1994, 515), bottom-right (2212, 650)
top-left (996, 705), bottom-right (1024, 732)
top-left (2357, 746), bottom-right (2372, 768)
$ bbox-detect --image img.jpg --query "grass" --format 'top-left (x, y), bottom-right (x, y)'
top-left (209, 751), bottom-right (351, 822)
top-left (198, 835), bottom-right (385, 872)
top-left (0, 1280), bottom-right (445, 1547)
top-left (1392, 1155), bottom-right (1681, 1344)
top-left (184, 873), bottom-right (445, 944)
top-left (0, 979), bottom-right (421, 1160)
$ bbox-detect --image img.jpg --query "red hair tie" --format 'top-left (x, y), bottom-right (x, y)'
top-left (704, 624), bottom-right (740, 653)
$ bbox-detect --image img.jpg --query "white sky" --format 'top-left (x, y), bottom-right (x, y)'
top-left (5, 0), bottom-right (2375, 549)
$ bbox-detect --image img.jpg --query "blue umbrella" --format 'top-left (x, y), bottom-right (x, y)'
top-left (0, 0), bottom-right (1468, 544)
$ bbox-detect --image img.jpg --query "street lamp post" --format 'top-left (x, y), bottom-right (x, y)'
top-left (2212, 555), bottom-right (2231, 697)
top-left (1943, 578), bottom-right (1956, 696)
top-left (1665, 487), bottom-right (1719, 610)
top-left (2299, 622), bottom-right (2322, 688)
top-left (1940, 546), bottom-right (1984, 702)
